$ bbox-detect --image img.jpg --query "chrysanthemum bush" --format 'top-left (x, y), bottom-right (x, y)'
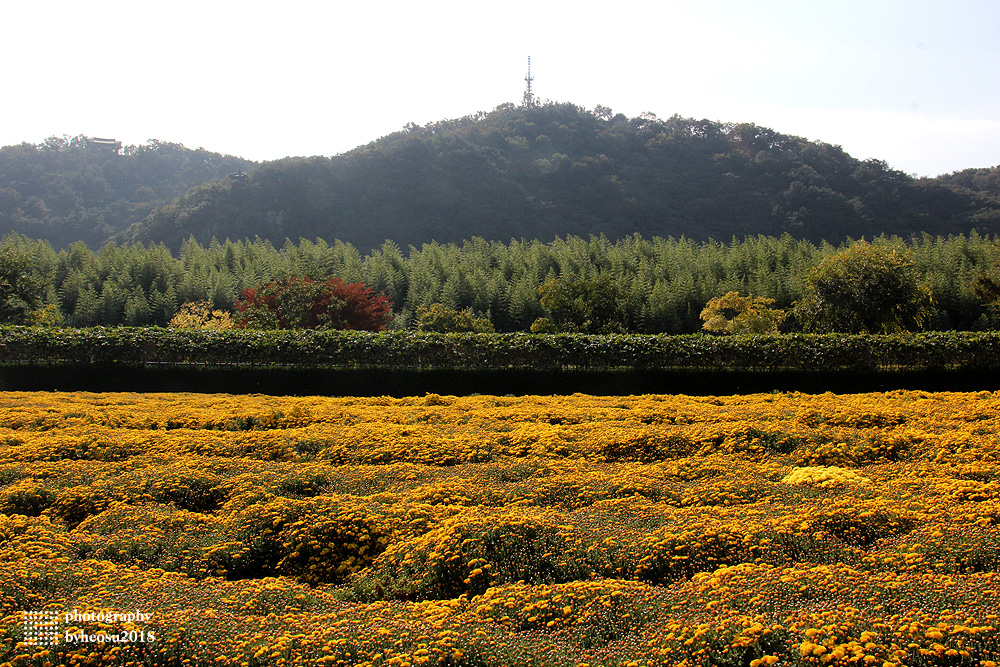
top-left (1, 389), bottom-right (1000, 665)
top-left (0, 478), bottom-right (56, 517)
top-left (354, 512), bottom-right (590, 600)
top-left (203, 495), bottom-right (390, 584)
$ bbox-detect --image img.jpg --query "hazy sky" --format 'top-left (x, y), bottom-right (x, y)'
top-left (4, 0), bottom-right (999, 177)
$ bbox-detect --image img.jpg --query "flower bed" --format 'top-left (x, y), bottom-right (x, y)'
top-left (1, 390), bottom-right (999, 666)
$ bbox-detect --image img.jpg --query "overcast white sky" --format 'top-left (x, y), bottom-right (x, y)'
top-left (3, 0), bottom-right (998, 177)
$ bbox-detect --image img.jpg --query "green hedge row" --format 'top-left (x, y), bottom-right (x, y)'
top-left (1, 327), bottom-right (998, 371)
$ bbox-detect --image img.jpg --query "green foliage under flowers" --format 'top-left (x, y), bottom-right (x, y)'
top-left (355, 516), bottom-right (589, 600)
top-left (47, 484), bottom-right (109, 529)
top-left (201, 496), bottom-right (390, 584)
top-left (0, 478), bottom-right (56, 517)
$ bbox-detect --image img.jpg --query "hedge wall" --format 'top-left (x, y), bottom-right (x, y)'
top-left (1, 327), bottom-right (998, 372)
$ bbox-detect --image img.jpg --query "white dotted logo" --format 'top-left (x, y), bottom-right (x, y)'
top-left (23, 611), bottom-right (61, 646)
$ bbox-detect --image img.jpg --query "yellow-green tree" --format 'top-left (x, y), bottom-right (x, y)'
top-left (416, 303), bottom-right (495, 333)
top-left (169, 301), bottom-right (235, 329)
top-left (793, 242), bottom-right (932, 333)
top-left (700, 291), bottom-right (785, 334)
top-left (0, 242), bottom-right (46, 324)
top-left (973, 248), bottom-right (1000, 307)
top-left (536, 275), bottom-right (624, 333)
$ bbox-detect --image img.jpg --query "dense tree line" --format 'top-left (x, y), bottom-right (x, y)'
top-left (117, 103), bottom-right (1000, 251)
top-left (3, 232), bottom-right (999, 333)
top-left (0, 136), bottom-right (255, 248)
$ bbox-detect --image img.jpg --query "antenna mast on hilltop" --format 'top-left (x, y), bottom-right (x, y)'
top-left (523, 56), bottom-right (536, 107)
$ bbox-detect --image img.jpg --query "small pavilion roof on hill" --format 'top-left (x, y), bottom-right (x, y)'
top-left (88, 137), bottom-right (121, 153)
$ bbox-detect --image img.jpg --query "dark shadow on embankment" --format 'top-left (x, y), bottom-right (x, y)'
top-left (0, 365), bottom-right (997, 396)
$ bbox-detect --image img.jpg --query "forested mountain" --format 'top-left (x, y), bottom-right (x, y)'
top-left (5, 105), bottom-right (999, 253)
top-left (118, 103), bottom-right (1000, 251)
top-left (0, 136), bottom-right (255, 248)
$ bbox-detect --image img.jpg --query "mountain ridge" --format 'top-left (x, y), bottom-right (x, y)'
top-left (4, 104), bottom-right (999, 251)
top-left (119, 102), bottom-right (1000, 251)
top-left (0, 135), bottom-right (255, 249)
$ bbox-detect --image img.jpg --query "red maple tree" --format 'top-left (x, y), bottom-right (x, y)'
top-left (236, 277), bottom-right (392, 331)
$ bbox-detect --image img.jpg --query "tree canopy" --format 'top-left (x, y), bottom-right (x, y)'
top-left (700, 292), bottom-right (786, 334)
top-left (793, 241), bottom-right (933, 333)
top-left (416, 303), bottom-right (495, 333)
top-left (536, 275), bottom-right (625, 333)
top-left (0, 239), bottom-right (46, 323)
top-left (236, 277), bottom-right (392, 331)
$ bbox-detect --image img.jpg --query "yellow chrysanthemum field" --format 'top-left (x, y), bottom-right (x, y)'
top-left (1, 389), bottom-right (1000, 666)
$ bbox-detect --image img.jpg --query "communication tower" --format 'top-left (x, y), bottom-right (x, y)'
top-left (523, 57), bottom-right (536, 107)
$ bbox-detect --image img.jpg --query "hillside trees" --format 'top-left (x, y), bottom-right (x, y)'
top-left (0, 137), bottom-right (255, 248)
top-left (116, 104), bottom-right (1000, 252)
top-left (934, 166), bottom-right (1000, 200)
top-left (6, 107), bottom-right (1000, 254)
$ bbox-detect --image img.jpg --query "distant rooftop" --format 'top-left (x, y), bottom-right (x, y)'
top-left (88, 137), bottom-right (122, 152)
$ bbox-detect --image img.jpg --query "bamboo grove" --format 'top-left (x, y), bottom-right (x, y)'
top-left (3, 232), bottom-right (1000, 333)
